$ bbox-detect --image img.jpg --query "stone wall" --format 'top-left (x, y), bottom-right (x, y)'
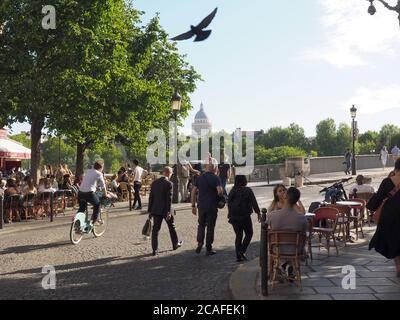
top-left (309, 154), bottom-right (395, 175)
top-left (240, 154), bottom-right (396, 183)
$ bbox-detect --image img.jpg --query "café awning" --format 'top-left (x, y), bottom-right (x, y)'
top-left (0, 129), bottom-right (31, 160)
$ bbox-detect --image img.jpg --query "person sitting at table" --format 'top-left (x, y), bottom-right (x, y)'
top-left (62, 174), bottom-right (73, 190)
top-left (22, 177), bottom-right (37, 196)
top-left (5, 179), bottom-right (20, 197)
top-left (110, 174), bottom-right (120, 193)
top-left (38, 178), bottom-right (57, 193)
top-left (63, 164), bottom-right (73, 176)
top-left (0, 180), bottom-right (6, 197)
top-left (268, 184), bottom-right (305, 217)
top-left (117, 168), bottom-right (129, 183)
top-left (267, 187), bottom-right (308, 279)
top-left (349, 175), bottom-right (375, 196)
top-left (49, 175), bottom-right (59, 191)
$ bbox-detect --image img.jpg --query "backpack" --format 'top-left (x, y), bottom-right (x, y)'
top-left (228, 188), bottom-right (246, 222)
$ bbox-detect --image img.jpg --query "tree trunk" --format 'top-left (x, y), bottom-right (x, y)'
top-left (30, 115), bottom-right (45, 185)
top-left (75, 143), bottom-right (86, 177)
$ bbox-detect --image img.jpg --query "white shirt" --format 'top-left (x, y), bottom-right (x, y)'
top-left (381, 149), bottom-right (389, 159)
top-left (133, 166), bottom-right (145, 182)
top-left (79, 169), bottom-right (106, 192)
top-left (349, 184), bottom-right (375, 195)
top-left (392, 147), bottom-right (400, 156)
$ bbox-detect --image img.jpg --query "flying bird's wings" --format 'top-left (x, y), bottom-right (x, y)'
top-left (194, 30), bottom-right (212, 42)
top-left (196, 7), bottom-right (218, 30)
top-left (170, 30), bottom-right (194, 41)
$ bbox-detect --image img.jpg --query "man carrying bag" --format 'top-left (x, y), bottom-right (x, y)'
top-left (147, 167), bottom-right (182, 256)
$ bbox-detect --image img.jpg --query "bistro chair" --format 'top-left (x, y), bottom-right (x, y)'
top-left (119, 182), bottom-right (130, 202)
top-left (353, 193), bottom-right (374, 226)
top-left (4, 194), bottom-right (22, 223)
top-left (348, 198), bottom-right (366, 240)
top-left (311, 207), bottom-right (340, 256)
top-left (37, 192), bottom-right (54, 219)
top-left (22, 193), bottom-right (37, 220)
top-left (268, 231), bottom-right (306, 290)
top-left (326, 204), bottom-right (351, 246)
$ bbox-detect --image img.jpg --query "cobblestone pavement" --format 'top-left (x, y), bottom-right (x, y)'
top-left (0, 174), bottom-right (388, 300)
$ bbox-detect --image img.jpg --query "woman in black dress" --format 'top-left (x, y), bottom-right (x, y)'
top-left (228, 175), bottom-right (261, 262)
top-left (368, 158), bottom-right (400, 277)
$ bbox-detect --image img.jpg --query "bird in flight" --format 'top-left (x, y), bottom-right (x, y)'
top-left (170, 7), bottom-right (218, 42)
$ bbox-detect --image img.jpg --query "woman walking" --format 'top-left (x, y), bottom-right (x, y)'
top-left (228, 175), bottom-right (261, 262)
top-left (380, 146), bottom-right (389, 170)
top-left (367, 158), bottom-right (400, 277)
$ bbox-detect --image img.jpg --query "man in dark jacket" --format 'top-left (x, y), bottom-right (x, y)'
top-left (148, 167), bottom-right (182, 256)
top-left (191, 163), bottom-right (224, 256)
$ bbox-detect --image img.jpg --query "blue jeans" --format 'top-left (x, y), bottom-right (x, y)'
top-left (78, 192), bottom-right (100, 221)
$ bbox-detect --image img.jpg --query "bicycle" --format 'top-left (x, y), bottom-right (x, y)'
top-left (69, 192), bottom-right (112, 245)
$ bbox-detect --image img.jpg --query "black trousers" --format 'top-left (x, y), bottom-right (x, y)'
top-left (133, 182), bottom-right (142, 208)
top-left (151, 215), bottom-right (179, 252)
top-left (197, 208), bottom-right (218, 251)
top-left (232, 216), bottom-right (253, 257)
top-left (78, 192), bottom-right (100, 221)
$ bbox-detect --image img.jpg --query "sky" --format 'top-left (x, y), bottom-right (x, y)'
top-left (10, 0), bottom-right (400, 137)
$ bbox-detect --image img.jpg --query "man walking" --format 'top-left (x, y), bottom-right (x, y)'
top-left (148, 167), bottom-right (182, 256)
top-left (191, 163), bottom-right (224, 256)
top-left (177, 160), bottom-right (190, 203)
top-left (132, 159), bottom-right (147, 210)
top-left (392, 145), bottom-right (400, 162)
top-left (344, 149), bottom-right (352, 175)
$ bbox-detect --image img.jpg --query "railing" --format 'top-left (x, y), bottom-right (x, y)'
top-left (260, 208), bottom-right (268, 296)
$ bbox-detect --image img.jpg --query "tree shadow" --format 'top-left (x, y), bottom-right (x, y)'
top-left (0, 241), bottom-right (260, 300)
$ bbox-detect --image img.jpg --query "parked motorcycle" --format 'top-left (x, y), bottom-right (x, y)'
top-left (308, 177), bottom-right (353, 213)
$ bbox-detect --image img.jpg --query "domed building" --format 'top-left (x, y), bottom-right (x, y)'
top-left (192, 103), bottom-right (212, 137)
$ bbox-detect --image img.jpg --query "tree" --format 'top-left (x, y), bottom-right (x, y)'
top-left (254, 145), bottom-right (306, 165)
top-left (45, 6), bottom-right (200, 175)
top-left (256, 123), bottom-right (307, 150)
top-left (0, 0), bottom-right (90, 183)
top-left (41, 137), bottom-right (76, 170)
top-left (335, 123), bottom-right (352, 155)
top-left (9, 133), bottom-right (31, 149)
top-left (378, 124), bottom-right (400, 149)
top-left (315, 119), bottom-right (337, 156)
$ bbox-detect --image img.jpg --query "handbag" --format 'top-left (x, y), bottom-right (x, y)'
top-left (372, 183), bottom-right (399, 224)
top-left (142, 217), bottom-right (152, 237)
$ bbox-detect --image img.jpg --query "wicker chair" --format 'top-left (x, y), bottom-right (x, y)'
top-left (268, 231), bottom-right (307, 290)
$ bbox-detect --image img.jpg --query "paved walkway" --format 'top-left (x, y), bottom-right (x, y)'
top-left (229, 227), bottom-right (400, 300)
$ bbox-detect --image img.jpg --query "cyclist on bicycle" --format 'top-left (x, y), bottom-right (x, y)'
top-left (78, 162), bottom-right (108, 224)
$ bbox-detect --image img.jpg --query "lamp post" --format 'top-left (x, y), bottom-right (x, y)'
top-left (366, 0), bottom-right (400, 29)
top-left (350, 105), bottom-right (358, 176)
top-left (171, 91), bottom-right (182, 204)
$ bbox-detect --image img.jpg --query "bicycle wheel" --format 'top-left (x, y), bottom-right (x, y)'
top-left (70, 220), bottom-right (83, 245)
top-left (93, 210), bottom-right (108, 237)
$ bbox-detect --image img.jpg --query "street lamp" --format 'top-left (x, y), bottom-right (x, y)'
top-left (171, 91), bottom-right (181, 204)
top-left (350, 105), bottom-right (358, 176)
top-left (366, 0), bottom-right (400, 28)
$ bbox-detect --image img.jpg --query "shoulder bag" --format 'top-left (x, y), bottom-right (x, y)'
top-left (373, 182), bottom-right (400, 224)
